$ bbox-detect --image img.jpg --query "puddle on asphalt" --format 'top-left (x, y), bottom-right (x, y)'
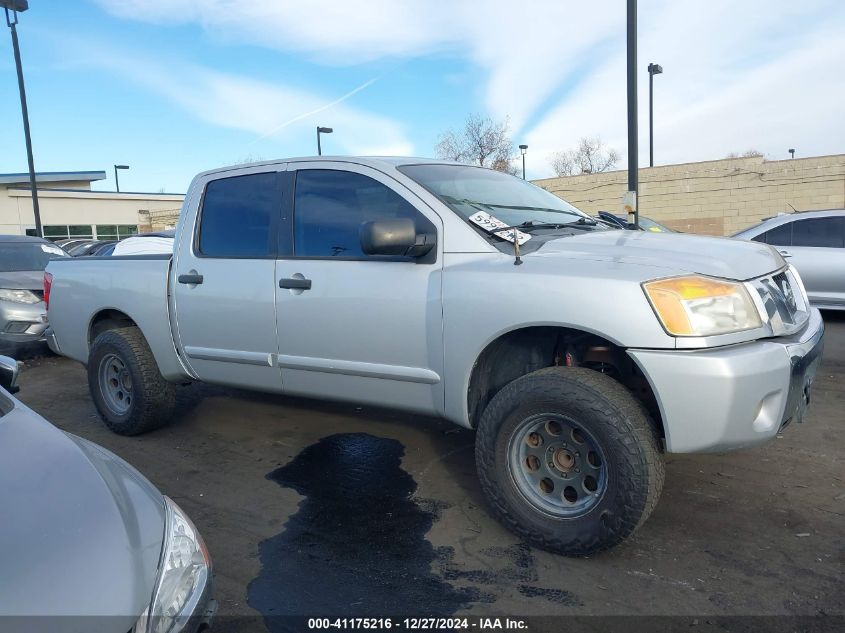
top-left (248, 432), bottom-right (581, 630)
top-left (247, 433), bottom-right (480, 627)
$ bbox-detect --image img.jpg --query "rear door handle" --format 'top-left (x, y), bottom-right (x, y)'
top-left (178, 273), bottom-right (204, 284)
top-left (279, 277), bottom-right (312, 290)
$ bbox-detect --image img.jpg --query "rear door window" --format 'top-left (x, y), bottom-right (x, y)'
top-left (198, 172), bottom-right (284, 258)
top-left (754, 223), bottom-right (792, 246)
top-left (790, 217), bottom-right (845, 248)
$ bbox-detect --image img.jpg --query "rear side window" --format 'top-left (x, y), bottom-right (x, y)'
top-left (293, 169), bottom-right (433, 258)
top-left (754, 223), bottom-right (791, 246)
top-left (791, 217), bottom-right (845, 248)
top-left (198, 172), bottom-right (280, 257)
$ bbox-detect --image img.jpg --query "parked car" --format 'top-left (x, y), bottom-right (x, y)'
top-left (597, 211), bottom-right (675, 232)
top-left (57, 238), bottom-right (94, 252)
top-left (112, 230), bottom-right (175, 256)
top-left (86, 240), bottom-right (118, 257)
top-left (68, 240), bottom-right (108, 257)
top-left (732, 209), bottom-right (845, 310)
top-left (0, 235), bottom-right (67, 343)
top-left (0, 355), bottom-right (216, 632)
top-left (45, 158), bottom-right (824, 556)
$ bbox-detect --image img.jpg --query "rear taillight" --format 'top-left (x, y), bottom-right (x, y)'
top-left (43, 272), bottom-right (53, 310)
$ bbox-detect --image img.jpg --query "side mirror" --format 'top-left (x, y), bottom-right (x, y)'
top-left (359, 218), bottom-right (435, 258)
top-left (0, 356), bottom-right (20, 394)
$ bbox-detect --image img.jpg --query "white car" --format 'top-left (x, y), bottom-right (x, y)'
top-left (112, 230), bottom-right (175, 256)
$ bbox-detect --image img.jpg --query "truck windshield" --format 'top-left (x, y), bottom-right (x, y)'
top-left (398, 164), bottom-right (598, 231)
top-left (0, 242), bottom-right (68, 272)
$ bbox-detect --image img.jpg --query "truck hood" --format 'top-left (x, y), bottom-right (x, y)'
top-left (531, 229), bottom-right (785, 280)
top-left (0, 396), bottom-right (164, 630)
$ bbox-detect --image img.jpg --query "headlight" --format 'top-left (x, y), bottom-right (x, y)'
top-left (643, 275), bottom-right (762, 337)
top-left (137, 497), bottom-right (211, 633)
top-left (0, 288), bottom-right (40, 304)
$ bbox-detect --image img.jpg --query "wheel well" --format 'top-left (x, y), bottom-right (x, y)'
top-left (467, 326), bottom-right (664, 439)
top-left (89, 309), bottom-right (137, 347)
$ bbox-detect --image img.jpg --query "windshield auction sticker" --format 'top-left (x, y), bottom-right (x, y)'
top-left (468, 211), bottom-right (531, 245)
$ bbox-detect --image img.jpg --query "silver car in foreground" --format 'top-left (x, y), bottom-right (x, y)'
top-left (733, 209), bottom-right (845, 310)
top-left (0, 235), bottom-right (67, 343)
top-left (0, 356), bottom-right (215, 633)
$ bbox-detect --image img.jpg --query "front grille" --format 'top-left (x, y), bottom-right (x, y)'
top-left (750, 267), bottom-right (809, 336)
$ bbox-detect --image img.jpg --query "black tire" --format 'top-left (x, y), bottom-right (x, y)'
top-left (475, 367), bottom-right (664, 556)
top-left (87, 326), bottom-right (176, 435)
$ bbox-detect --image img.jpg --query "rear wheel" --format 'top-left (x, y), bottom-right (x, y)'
top-left (475, 367), bottom-right (664, 556)
top-left (88, 327), bottom-right (175, 435)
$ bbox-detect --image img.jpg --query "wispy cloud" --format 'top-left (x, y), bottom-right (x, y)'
top-left (249, 76), bottom-right (379, 145)
top-left (59, 38), bottom-right (413, 156)
top-left (92, 0), bottom-right (622, 133)
top-left (525, 0), bottom-right (845, 172)
top-left (92, 0), bottom-right (845, 176)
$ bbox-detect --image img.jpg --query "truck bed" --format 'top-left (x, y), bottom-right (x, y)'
top-left (45, 255), bottom-right (188, 381)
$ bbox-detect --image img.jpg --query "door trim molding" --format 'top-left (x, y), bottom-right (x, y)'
top-left (183, 346), bottom-right (275, 367)
top-left (277, 354), bottom-right (440, 384)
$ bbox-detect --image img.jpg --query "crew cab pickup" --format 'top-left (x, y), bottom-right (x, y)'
top-left (45, 157), bottom-right (824, 555)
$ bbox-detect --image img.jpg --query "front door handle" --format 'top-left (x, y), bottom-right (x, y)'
top-left (279, 277), bottom-right (312, 290)
top-left (779, 250), bottom-right (792, 258)
top-left (178, 273), bottom-right (204, 284)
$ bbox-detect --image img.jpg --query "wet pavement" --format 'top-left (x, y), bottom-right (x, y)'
top-left (10, 312), bottom-right (845, 629)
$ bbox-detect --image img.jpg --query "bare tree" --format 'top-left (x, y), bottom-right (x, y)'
top-left (549, 137), bottom-right (620, 176)
top-left (435, 114), bottom-right (517, 174)
top-left (726, 149), bottom-right (764, 159)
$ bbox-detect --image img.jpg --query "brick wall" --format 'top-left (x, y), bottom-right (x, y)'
top-left (138, 208), bottom-right (181, 233)
top-left (533, 154), bottom-right (845, 236)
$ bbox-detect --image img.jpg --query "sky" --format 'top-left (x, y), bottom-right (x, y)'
top-left (0, 0), bottom-right (843, 193)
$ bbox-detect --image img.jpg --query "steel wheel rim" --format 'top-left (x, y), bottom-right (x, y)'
top-left (98, 353), bottom-right (133, 415)
top-left (507, 412), bottom-right (608, 518)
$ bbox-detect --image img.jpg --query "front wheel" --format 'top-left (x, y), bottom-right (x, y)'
top-left (88, 326), bottom-right (176, 435)
top-left (475, 367), bottom-right (664, 556)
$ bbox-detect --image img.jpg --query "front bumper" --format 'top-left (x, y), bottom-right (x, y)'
top-left (0, 301), bottom-right (48, 342)
top-left (629, 308), bottom-right (824, 453)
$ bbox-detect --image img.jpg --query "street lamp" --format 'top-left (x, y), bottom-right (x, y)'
top-left (788, 148), bottom-right (795, 159)
top-left (519, 144), bottom-right (528, 180)
top-left (3, 0), bottom-right (42, 237)
top-left (114, 164), bottom-right (129, 192)
top-left (647, 62), bottom-right (663, 168)
top-left (316, 126), bottom-right (333, 156)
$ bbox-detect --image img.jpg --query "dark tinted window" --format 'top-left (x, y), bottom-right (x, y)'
top-left (199, 172), bottom-right (279, 257)
top-left (791, 217), bottom-right (844, 248)
top-left (0, 242), bottom-right (67, 272)
top-left (294, 169), bottom-right (433, 258)
top-left (756, 223), bottom-right (792, 246)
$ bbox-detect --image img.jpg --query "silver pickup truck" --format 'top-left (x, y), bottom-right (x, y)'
top-left (45, 157), bottom-right (824, 556)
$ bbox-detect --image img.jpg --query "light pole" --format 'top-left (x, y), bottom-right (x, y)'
top-left (3, 0), bottom-right (41, 237)
top-left (316, 126), bottom-right (333, 156)
top-left (114, 164), bottom-right (129, 192)
top-left (519, 144), bottom-right (528, 179)
top-left (647, 62), bottom-right (663, 168)
top-left (788, 148), bottom-right (795, 159)
top-left (625, 0), bottom-right (639, 229)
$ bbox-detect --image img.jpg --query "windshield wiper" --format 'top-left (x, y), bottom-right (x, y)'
top-left (442, 197), bottom-right (584, 220)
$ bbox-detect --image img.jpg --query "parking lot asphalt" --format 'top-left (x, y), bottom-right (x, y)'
top-left (11, 313), bottom-right (845, 630)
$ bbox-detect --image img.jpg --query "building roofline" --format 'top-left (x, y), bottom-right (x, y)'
top-left (0, 170), bottom-right (107, 185)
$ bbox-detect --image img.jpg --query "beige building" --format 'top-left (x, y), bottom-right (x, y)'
top-left (0, 171), bottom-right (184, 240)
top-left (534, 153), bottom-right (845, 236)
